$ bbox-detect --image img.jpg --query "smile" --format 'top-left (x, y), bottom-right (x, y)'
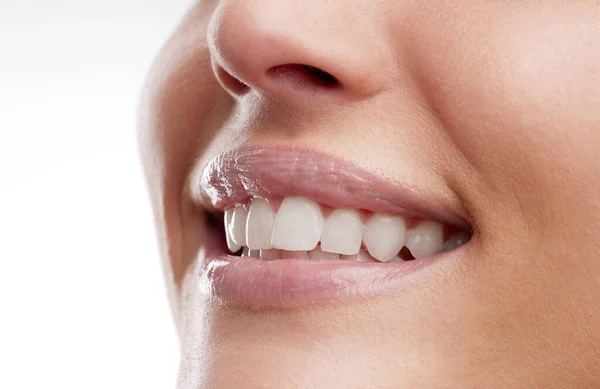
top-left (193, 146), bottom-right (472, 307)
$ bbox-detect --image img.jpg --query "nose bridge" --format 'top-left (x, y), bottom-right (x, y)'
top-left (207, 0), bottom-right (391, 101)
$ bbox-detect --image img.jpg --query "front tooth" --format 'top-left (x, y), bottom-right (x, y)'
top-left (363, 214), bottom-right (406, 262)
top-left (308, 246), bottom-right (340, 260)
top-left (224, 209), bottom-right (241, 253)
top-left (231, 205), bottom-right (248, 246)
top-left (405, 221), bottom-right (444, 259)
top-left (321, 209), bottom-right (363, 255)
top-left (246, 198), bottom-right (276, 250)
top-left (272, 197), bottom-right (324, 251)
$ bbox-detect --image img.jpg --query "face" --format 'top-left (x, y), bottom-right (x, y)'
top-left (139, 0), bottom-right (600, 387)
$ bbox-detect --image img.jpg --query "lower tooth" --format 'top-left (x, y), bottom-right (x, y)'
top-left (308, 246), bottom-right (340, 260)
top-left (342, 252), bottom-right (377, 262)
top-left (281, 250), bottom-right (309, 259)
top-left (260, 249), bottom-right (280, 260)
top-left (341, 254), bottom-right (359, 261)
top-left (358, 251), bottom-right (378, 263)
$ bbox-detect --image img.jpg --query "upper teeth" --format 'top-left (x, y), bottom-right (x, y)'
top-left (363, 214), bottom-right (407, 262)
top-left (272, 197), bottom-right (324, 251)
top-left (246, 197), bottom-right (276, 250)
top-left (224, 196), bottom-right (461, 262)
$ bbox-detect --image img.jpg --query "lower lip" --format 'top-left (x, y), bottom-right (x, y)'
top-left (199, 250), bottom-right (458, 307)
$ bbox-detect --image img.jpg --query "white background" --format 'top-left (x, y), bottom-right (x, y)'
top-left (0, 1), bottom-right (193, 388)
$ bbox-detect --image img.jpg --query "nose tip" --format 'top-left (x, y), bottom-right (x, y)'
top-left (208, 1), bottom-right (389, 102)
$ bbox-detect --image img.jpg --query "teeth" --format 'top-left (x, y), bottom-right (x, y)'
top-left (281, 250), bottom-right (309, 259)
top-left (224, 209), bottom-right (241, 253)
top-left (230, 205), bottom-right (248, 246)
top-left (405, 221), bottom-right (444, 259)
top-left (242, 247), bottom-right (260, 258)
top-left (341, 252), bottom-right (376, 262)
top-left (320, 209), bottom-right (363, 255)
top-left (242, 248), bottom-right (260, 258)
top-left (246, 198), bottom-right (276, 250)
top-left (272, 197), bottom-right (324, 251)
top-left (441, 231), bottom-right (471, 253)
top-left (363, 214), bottom-right (406, 262)
top-left (224, 196), bottom-right (470, 261)
top-left (341, 254), bottom-right (359, 261)
top-left (309, 246), bottom-right (341, 260)
top-left (259, 249), bottom-right (280, 260)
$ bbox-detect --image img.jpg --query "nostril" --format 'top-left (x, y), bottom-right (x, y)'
top-left (216, 62), bottom-right (341, 97)
top-left (216, 65), bottom-right (251, 96)
top-left (268, 64), bottom-right (340, 89)
top-left (300, 65), bottom-right (339, 87)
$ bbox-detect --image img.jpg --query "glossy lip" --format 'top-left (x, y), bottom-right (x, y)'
top-left (194, 146), bottom-right (468, 227)
top-left (193, 146), bottom-right (470, 307)
top-left (199, 249), bottom-right (462, 307)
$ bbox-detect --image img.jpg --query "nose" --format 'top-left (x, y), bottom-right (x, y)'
top-left (207, 0), bottom-right (390, 102)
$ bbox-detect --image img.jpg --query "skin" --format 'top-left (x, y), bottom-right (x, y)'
top-left (138, 0), bottom-right (600, 387)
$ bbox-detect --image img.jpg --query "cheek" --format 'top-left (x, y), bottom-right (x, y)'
top-left (409, 3), bottom-right (600, 234)
top-left (139, 4), bottom-right (229, 311)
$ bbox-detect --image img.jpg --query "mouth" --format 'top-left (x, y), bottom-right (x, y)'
top-left (192, 146), bottom-right (472, 307)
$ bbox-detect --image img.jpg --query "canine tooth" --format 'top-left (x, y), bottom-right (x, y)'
top-left (246, 198), bottom-right (276, 249)
top-left (281, 250), bottom-right (309, 259)
top-left (224, 209), bottom-right (241, 253)
top-left (405, 221), bottom-right (444, 259)
top-left (309, 246), bottom-right (340, 260)
top-left (260, 249), bottom-right (280, 260)
top-left (363, 214), bottom-right (406, 262)
top-left (321, 209), bottom-right (363, 255)
top-left (231, 205), bottom-right (248, 246)
top-left (272, 197), bottom-right (324, 251)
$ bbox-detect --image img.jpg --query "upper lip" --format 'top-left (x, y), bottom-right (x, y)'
top-left (193, 146), bottom-right (469, 228)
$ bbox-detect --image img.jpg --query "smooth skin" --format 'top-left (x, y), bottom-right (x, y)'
top-left (139, 0), bottom-right (600, 387)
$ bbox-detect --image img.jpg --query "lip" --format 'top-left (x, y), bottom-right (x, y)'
top-left (199, 250), bottom-right (461, 307)
top-left (194, 146), bottom-right (468, 227)
top-left (192, 146), bottom-right (470, 307)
